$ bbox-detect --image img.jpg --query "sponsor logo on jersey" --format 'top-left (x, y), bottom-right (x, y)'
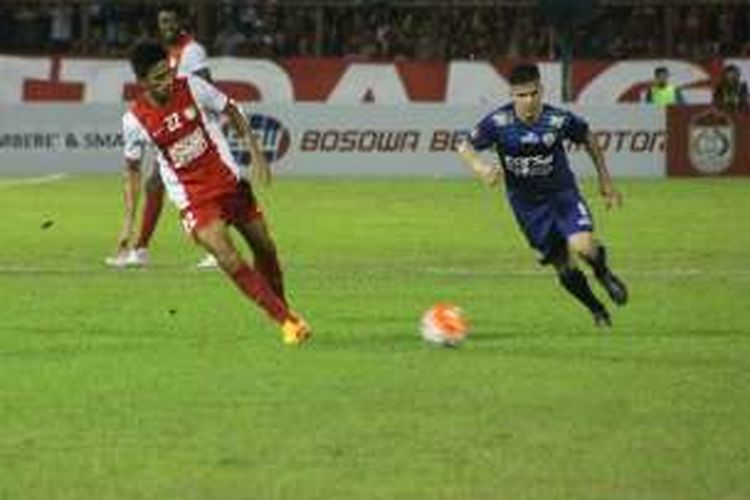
top-left (168, 127), bottom-right (208, 169)
top-left (504, 154), bottom-right (554, 177)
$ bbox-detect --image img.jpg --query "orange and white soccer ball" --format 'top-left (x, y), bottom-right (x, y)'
top-left (420, 303), bottom-right (470, 347)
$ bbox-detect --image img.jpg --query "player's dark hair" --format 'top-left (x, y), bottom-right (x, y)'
top-left (158, 2), bottom-right (184, 18)
top-left (654, 66), bottom-right (669, 77)
top-left (509, 64), bottom-right (541, 86)
top-left (129, 41), bottom-right (167, 79)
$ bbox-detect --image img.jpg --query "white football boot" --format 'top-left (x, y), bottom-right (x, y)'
top-left (105, 248), bottom-right (148, 268)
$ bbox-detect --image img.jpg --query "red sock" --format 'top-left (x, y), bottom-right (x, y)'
top-left (135, 185), bottom-right (164, 249)
top-left (255, 251), bottom-right (286, 305)
top-left (229, 263), bottom-right (289, 324)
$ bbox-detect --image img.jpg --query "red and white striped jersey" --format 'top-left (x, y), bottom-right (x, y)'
top-left (168, 33), bottom-right (209, 77)
top-left (122, 76), bottom-right (241, 210)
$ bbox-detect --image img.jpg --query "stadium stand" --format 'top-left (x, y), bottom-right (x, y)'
top-left (0, 1), bottom-right (748, 60)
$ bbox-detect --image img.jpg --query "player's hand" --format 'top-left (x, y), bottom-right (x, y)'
top-left (478, 162), bottom-right (501, 188)
top-left (600, 184), bottom-right (623, 210)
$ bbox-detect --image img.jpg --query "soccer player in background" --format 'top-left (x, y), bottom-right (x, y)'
top-left (107, 3), bottom-right (217, 268)
top-left (115, 41), bottom-right (311, 345)
top-left (457, 63), bottom-right (628, 327)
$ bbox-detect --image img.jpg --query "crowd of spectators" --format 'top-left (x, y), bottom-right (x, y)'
top-left (1, 1), bottom-right (749, 60)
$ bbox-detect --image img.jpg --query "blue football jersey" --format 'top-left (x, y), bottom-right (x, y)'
top-left (468, 103), bottom-right (589, 198)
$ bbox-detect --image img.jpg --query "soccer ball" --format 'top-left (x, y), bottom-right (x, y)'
top-left (420, 303), bottom-right (469, 347)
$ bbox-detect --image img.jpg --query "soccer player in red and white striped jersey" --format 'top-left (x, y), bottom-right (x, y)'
top-left (108, 3), bottom-right (217, 268)
top-left (114, 41), bottom-right (310, 345)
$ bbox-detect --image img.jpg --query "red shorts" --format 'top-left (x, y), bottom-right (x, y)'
top-left (180, 180), bottom-right (263, 235)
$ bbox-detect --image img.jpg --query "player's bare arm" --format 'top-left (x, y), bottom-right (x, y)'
top-left (225, 102), bottom-right (272, 187)
top-left (584, 131), bottom-right (622, 210)
top-left (457, 141), bottom-right (501, 187)
top-left (114, 159), bottom-right (143, 253)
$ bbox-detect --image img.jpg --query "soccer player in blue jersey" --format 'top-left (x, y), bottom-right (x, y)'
top-left (457, 63), bottom-right (628, 327)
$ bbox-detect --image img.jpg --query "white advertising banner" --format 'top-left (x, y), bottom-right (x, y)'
top-left (0, 104), bottom-right (665, 177)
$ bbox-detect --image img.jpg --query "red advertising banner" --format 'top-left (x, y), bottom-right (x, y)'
top-left (0, 56), bottom-right (743, 104)
top-left (667, 106), bottom-right (750, 177)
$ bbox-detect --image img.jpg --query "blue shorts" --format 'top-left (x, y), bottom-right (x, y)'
top-left (508, 189), bottom-right (594, 264)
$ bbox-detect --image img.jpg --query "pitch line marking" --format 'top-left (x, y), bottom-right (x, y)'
top-left (0, 173), bottom-right (68, 188)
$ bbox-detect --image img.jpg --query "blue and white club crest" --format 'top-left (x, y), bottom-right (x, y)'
top-left (542, 132), bottom-right (556, 147)
top-left (521, 131), bottom-right (539, 144)
top-left (548, 114), bottom-right (566, 129)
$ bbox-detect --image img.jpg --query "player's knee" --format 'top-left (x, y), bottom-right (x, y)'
top-left (245, 227), bottom-right (278, 257)
top-left (145, 175), bottom-right (164, 193)
top-left (213, 248), bottom-right (243, 273)
top-left (568, 237), bottom-right (594, 258)
top-left (195, 233), bottom-right (240, 273)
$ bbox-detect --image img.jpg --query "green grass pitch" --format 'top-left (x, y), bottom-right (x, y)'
top-left (0, 174), bottom-right (748, 500)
